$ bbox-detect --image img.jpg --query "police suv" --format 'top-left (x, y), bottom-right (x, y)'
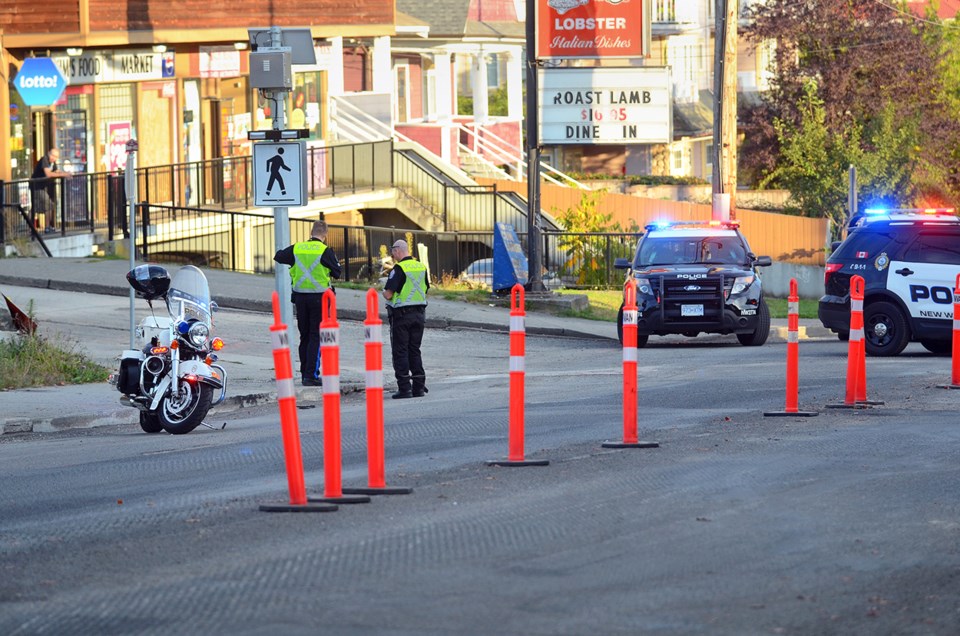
top-left (818, 208), bottom-right (960, 356)
top-left (613, 220), bottom-right (773, 347)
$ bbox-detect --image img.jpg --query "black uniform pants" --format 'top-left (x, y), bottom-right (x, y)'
top-left (294, 293), bottom-right (324, 381)
top-left (389, 306), bottom-right (426, 393)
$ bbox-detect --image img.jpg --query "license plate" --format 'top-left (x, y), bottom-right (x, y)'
top-left (681, 304), bottom-right (704, 317)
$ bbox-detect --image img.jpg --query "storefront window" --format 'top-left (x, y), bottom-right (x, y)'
top-left (292, 72), bottom-right (323, 139)
top-left (9, 91), bottom-right (31, 180)
top-left (97, 84), bottom-right (136, 173)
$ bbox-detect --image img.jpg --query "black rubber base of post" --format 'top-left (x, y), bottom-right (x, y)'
top-left (763, 410), bottom-right (819, 417)
top-left (601, 440), bottom-right (660, 448)
top-left (342, 486), bottom-right (413, 496)
top-left (259, 502), bottom-right (339, 513)
top-left (937, 384), bottom-right (960, 390)
top-left (858, 400), bottom-right (885, 406)
top-left (307, 494), bottom-right (372, 504)
top-left (485, 459), bottom-right (550, 467)
top-left (825, 403), bottom-right (870, 409)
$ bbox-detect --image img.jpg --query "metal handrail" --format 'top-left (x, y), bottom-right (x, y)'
top-left (456, 122), bottom-right (589, 190)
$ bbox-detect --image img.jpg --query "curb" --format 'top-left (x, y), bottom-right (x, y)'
top-left (1, 383), bottom-right (367, 435)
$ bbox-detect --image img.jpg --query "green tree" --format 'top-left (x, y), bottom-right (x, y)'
top-left (765, 80), bottom-right (923, 240)
top-left (742, 0), bottom-right (960, 207)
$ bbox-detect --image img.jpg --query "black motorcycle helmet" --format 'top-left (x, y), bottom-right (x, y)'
top-left (126, 264), bottom-right (171, 301)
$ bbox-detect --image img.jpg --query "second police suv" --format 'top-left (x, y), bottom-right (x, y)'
top-left (818, 207), bottom-right (960, 356)
top-left (614, 220), bottom-right (773, 347)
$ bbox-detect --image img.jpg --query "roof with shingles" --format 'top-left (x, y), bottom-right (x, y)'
top-left (397, 0), bottom-right (471, 37)
top-left (397, 0), bottom-right (524, 39)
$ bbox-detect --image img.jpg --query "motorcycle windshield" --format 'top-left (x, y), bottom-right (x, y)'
top-left (166, 266), bottom-right (212, 325)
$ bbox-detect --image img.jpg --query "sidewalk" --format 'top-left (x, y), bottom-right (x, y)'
top-left (0, 257), bottom-right (833, 434)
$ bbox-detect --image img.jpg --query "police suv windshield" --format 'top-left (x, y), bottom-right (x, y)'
top-left (637, 231), bottom-right (747, 267)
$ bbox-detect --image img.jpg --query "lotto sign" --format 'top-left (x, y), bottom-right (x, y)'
top-left (537, 0), bottom-right (651, 59)
top-left (14, 58), bottom-right (67, 106)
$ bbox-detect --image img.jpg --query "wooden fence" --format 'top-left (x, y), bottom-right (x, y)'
top-left (478, 178), bottom-right (828, 266)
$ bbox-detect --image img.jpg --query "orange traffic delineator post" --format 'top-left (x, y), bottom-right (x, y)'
top-left (342, 289), bottom-right (413, 496)
top-left (765, 278), bottom-right (818, 417)
top-left (487, 284), bottom-right (549, 467)
top-left (938, 274), bottom-right (960, 390)
top-left (259, 292), bottom-right (338, 513)
top-left (827, 275), bottom-right (881, 408)
top-left (307, 290), bottom-right (372, 505)
top-left (603, 279), bottom-right (660, 447)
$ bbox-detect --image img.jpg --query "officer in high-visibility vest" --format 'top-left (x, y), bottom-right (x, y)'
top-left (382, 239), bottom-right (429, 399)
top-left (274, 220), bottom-right (342, 386)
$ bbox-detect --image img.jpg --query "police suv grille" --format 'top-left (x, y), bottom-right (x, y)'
top-left (658, 275), bottom-right (726, 324)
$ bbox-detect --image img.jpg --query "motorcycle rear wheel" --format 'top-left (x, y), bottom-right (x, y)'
top-left (139, 411), bottom-right (164, 434)
top-left (159, 382), bottom-right (213, 435)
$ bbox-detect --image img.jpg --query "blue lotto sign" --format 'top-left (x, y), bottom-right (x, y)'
top-left (14, 58), bottom-right (67, 106)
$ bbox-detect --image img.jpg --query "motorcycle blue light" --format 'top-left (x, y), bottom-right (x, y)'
top-left (177, 321), bottom-right (190, 334)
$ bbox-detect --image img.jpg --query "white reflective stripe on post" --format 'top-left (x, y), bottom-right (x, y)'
top-left (851, 299), bottom-right (864, 313)
top-left (509, 356), bottom-right (525, 372)
top-left (270, 330), bottom-right (288, 350)
top-left (365, 324), bottom-right (382, 343)
top-left (276, 377), bottom-right (295, 399)
top-left (787, 331), bottom-right (799, 344)
top-left (850, 327), bottom-right (865, 342)
top-left (954, 319), bottom-right (960, 331)
top-left (365, 369), bottom-right (383, 388)
top-left (320, 328), bottom-right (339, 347)
top-left (510, 315), bottom-right (524, 332)
top-left (788, 301), bottom-right (798, 315)
top-left (622, 347), bottom-right (637, 363)
top-left (322, 376), bottom-right (340, 394)
top-left (623, 310), bottom-right (638, 325)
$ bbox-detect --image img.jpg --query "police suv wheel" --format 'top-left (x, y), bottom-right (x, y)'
top-left (863, 301), bottom-right (910, 357)
top-left (920, 339), bottom-right (952, 356)
top-left (736, 298), bottom-right (770, 346)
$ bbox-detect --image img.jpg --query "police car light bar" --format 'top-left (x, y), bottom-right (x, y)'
top-left (247, 129), bottom-right (310, 141)
top-left (863, 207), bottom-right (956, 216)
top-left (644, 219), bottom-right (740, 231)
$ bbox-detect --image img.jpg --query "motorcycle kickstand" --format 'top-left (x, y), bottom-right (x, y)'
top-left (200, 421), bottom-right (227, 430)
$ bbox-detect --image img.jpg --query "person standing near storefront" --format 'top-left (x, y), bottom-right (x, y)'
top-left (382, 239), bottom-right (429, 399)
top-left (31, 148), bottom-right (71, 233)
top-left (274, 220), bottom-right (342, 386)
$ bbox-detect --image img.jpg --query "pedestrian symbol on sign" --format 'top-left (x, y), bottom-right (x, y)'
top-left (253, 141), bottom-right (305, 207)
top-left (266, 148), bottom-right (291, 196)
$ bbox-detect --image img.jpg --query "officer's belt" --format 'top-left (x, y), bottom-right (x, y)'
top-left (391, 305), bottom-right (425, 315)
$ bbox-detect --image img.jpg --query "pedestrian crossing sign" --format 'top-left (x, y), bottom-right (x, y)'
top-left (253, 140), bottom-right (307, 207)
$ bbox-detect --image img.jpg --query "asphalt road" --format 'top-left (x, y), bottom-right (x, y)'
top-left (2, 322), bottom-right (959, 634)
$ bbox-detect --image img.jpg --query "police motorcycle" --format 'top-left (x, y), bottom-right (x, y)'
top-left (110, 264), bottom-right (227, 434)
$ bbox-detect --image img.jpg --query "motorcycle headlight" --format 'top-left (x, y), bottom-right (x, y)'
top-left (635, 277), bottom-right (653, 295)
top-left (730, 275), bottom-right (755, 296)
top-left (187, 322), bottom-right (210, 348)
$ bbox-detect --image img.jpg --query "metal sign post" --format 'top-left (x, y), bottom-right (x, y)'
top-left (125, 139), bottom-right (138, 349)
top-left (526, 0), bottom-right (545, 293)
top-left (269, 27), bottom-right (293, 326)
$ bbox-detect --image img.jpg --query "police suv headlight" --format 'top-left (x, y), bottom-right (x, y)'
top-left (636, 278), bottom-right (653, 295)
top-left (187, 322), bottom-right (210, 347)
top-left (730, 275), bottom-right (755, 296)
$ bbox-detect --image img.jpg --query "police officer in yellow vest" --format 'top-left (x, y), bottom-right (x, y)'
top-left (274, 220), bottom-right (342, 386)
top-left (382, 239), bottom-right (429, 399)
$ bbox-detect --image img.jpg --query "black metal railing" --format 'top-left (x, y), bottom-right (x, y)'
top-left (0, 140), bottom-right (394, 246)
top-left (130, 203), bottom-right (636, 289)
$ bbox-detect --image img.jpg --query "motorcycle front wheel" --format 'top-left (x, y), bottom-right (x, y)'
top-left (159, 381), bottom-right (213, 435)
top-left (139, 411), bottom-right (164, 434)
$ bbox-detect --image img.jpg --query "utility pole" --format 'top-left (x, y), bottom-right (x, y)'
top-left (712, 0), bottom-right (738, 221)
